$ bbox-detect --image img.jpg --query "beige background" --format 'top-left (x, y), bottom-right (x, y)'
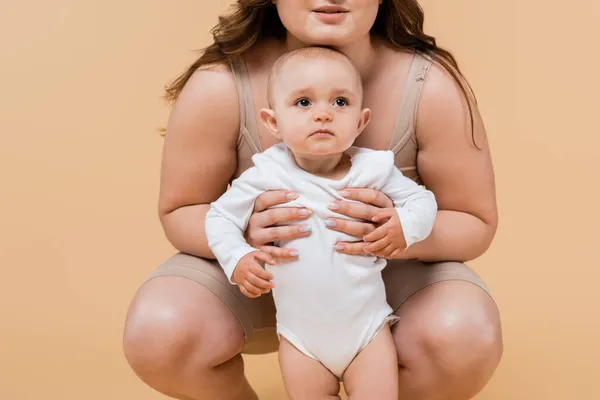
top-left (1, 1), bottom-right (598, 399)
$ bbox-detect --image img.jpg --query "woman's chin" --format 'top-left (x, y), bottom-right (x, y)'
top-left (289, 30), bottom-right (358, 48)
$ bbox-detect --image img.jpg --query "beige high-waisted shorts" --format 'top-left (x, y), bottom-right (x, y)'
top-left (146, 253), bottom-right (490, 354)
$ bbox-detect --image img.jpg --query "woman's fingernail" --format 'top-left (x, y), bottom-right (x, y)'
top-left (299, 225), bottom-right (312, 233)
top-left (338, 190), bottom-right (350, 197)
top-left (324, 219), bottom-right (336, 227)
top-left (298, 208), bottom-right (311, 216)
top-left (289, 250), bottom-right (299, 256)
top-left (287, 192), bottom-right (299, 200)
top-left (334, 244), bottom-right (344, 250)
top-left (328, 202), bottom-right (340, 210)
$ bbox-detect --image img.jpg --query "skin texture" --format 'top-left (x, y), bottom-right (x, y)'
top-left (123, 1), bottom-right (502, 399)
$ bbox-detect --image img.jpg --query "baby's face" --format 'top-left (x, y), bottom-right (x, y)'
top-left (263, 57), bottom-right (370, 157)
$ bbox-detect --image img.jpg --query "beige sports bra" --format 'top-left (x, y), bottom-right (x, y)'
top-left (229, 51), bottom-right (432, 184)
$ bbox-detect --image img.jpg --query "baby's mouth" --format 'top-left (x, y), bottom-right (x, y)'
top-left (310, 129), bottom-right (335, 137)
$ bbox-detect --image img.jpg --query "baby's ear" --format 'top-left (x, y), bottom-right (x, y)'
top-left (356, 108), bottom-right (372, 136)
top-left (259, 108), bottom-right (280, 138)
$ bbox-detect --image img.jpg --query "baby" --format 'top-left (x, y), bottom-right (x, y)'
top-left (205, 47), bottom-right (437, 399)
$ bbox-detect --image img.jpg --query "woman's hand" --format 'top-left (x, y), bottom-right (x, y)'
top-left (325, 188), bottom-right (403, 257)
top-left (245, 190), bottom-right (313, 261)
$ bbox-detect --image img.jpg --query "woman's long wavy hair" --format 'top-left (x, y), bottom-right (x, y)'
top-left (164, 0), bottom-right (477, 142)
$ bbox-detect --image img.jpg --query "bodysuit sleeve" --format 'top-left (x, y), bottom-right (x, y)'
top-left (205, 166), bottom-right (270, 283)
top-left (379, 167), bottom-right (438, 248)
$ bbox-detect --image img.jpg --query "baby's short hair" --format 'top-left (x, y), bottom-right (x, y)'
top-left (266, 46), bottom-right (363, 107)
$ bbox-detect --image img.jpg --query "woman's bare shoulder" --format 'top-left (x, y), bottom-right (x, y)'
top-left (417, 60), bottom-right (485, 146)
top-left (165, 61), bottom-right (241, 153)
top-left (173, 62), bottom-right (240, 130)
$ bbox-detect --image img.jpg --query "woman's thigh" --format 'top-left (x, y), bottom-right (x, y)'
top-left (143, 253), bottom-right (280, 355)
top-left (382, 258), bottom-right (491, 311)
top-left (130, 255), bottom-right (495, 360)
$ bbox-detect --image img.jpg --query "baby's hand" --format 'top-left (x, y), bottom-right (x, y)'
top-left (362, 208), bottom-right (407, 259)
top-left (233, 251), bottom-right (276, 298)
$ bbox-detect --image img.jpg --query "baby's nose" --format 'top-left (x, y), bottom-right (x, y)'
top-left (312, 110), bottom-right (332, 122)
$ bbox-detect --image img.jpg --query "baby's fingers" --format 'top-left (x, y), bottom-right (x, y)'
top-left (363, 222), bottom-right (389, 242)
top-left (239, 285), bottom-right (261, 298)
top-left (365, 237), bottom-right (390, 253)
top-left (371, 208), bottom-right (395, 223)
top-left (248, 268), bottom-right (274, 288)
top-left (253, 251), bottom-right (276, 266)
top-left (240, 280), bottom-right (264, 298)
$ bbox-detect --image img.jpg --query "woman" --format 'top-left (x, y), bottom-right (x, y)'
top-left (123, 1), bottom-right (503, 399)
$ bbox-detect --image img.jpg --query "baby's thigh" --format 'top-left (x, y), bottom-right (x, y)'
top-left (278, 337), bottom-right (341, 400)
top-left (342, 324), bottom-right (399, 400)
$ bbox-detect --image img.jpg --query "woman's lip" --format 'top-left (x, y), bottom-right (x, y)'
top-left (312, 5), bottom-right (349, 13)
top-left (311, 10), bottom-right (348, 24)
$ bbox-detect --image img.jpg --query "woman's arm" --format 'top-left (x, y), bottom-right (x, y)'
top-left (205, 167), bottom-right (273, 281)
top-left (328, 64), bottom-right (497, 263)
top-left (158, 64), bottom-right (240, 259)
top-left (402, 64), bottom-right (498, 262)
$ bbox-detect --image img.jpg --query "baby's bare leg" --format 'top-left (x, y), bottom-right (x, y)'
top-left (279, 337), bottom-right (341, 400)
top-left (342, 323), bottom-right (399, 400)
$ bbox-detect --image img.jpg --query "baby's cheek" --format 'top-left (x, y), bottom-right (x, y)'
top-left (283, 130), bottom-right (309, 150)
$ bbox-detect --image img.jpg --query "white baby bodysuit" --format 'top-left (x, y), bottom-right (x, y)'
top-left (205, 143), bottom-right (437, 378)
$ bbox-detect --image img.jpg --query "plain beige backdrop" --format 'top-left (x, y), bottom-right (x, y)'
top-left (1, 1), bottom-right (598, 399)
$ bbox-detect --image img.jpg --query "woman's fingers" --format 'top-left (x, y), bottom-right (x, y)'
top-left (328, 200), bottom-right (380, 221)
top-left (258, 245), bottom-right (299, 262)
top-left (246, 206), bottom-right (312, 247)
top-left (334, 241), bottom-right (369, 256)
top-left (324, 218), bottom-right (375, 237)
top-left (253, 190), bottom-right (298, 212)
top-left (252, 207), bottom-right (312, 228)
top-left (247, 224), bottom-right (312, 247)
top-left (338, 188), bottom-right (393, 208)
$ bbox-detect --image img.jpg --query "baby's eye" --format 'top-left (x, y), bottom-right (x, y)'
top-left (295, 98), bottom-right (311, 107)
top-left (333, 98), bottom-right (349, 107)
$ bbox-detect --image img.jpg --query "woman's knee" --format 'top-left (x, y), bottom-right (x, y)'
top-left (394, 281), bottom-right (503, 376)
top-left (123, 276), bottom-right (245, 381)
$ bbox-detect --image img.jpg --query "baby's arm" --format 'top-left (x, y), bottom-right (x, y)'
top-left (377, 167), bottom-right (438, 248)
top-left (205, 167), bottom-right (270, 282)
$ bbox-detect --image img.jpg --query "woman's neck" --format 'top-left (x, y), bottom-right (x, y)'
top-left (284, 34), bottom-right (381, 84)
